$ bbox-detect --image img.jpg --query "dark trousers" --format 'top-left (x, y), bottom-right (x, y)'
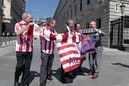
top-left (14, 52), bottom-right (32, 85)
top-left (89, 47), bottom-right (102, 74)
top-left (88, 47), bottom-right (102, 75)
top-left (40, 52), bottom-right (54, 86)
top-left (89, 53), bottom-right (96, 74)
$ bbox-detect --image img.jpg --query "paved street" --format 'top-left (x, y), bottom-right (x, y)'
top-left (0, 39), bottom-right (129, 86)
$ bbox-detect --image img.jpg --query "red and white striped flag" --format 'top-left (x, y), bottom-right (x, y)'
top-left (56, 29), bottom-right (81, 73)
top-left (57, 42), bottom-right (81, 73)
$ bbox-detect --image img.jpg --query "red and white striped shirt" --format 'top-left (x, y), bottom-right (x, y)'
top-left (72, 29), bottom-right (81, 44)
top-left (15, 20), bottom-right (34, 52)
top-left (40, 25), bottom-right (56, 54)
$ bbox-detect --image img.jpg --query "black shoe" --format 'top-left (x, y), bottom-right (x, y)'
top-left (47, 77), bottom-right (53, 81)
top-left (60, 77), bottom-right (66, 83)
top-left (14, 82), bottom-right (19, 86)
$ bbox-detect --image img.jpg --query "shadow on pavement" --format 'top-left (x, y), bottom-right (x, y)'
top-left (28, 71), bottom-right (40, 85)
top-left (52, 67), bottom-right (91, 84)
top-left (112, 63), bottom-right (129, 68)
top-left (52, 68), bottom-right (74, 84)
top-left (77, 67), bottom-right (91, 75)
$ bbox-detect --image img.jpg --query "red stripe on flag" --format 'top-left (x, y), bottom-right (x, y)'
top-left (64, 64), bottom-right (80, 73)
top-left (59, 50), bottom-right (78, 58)
top-left (57, 44), bottom-right (74, 50)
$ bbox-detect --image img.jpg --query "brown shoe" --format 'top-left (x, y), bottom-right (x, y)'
top-left (47, 77), bottom-right (53, 81)
top-left (91, 74), bottom-right (98, 79)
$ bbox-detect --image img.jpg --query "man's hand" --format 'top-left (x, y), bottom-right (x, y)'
top-left (28, 23), bottom-right (34, 27)
top-left (93, 28), bottom-right (99, 32)
top-left (53, 33), bottom-right (58, 36)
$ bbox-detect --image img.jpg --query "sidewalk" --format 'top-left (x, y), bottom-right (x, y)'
top-left (0, 37), bottom-right (16, 47)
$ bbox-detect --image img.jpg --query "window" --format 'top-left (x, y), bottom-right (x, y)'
top-left (96, 18), bottom-right (101, 29)
top-left (75, 5), bottom-right (77, 15)
top-left (86, 23), bottom-right (89, 28)
top-left (87, 0), bottom-right (90, 5)
top-left (124, 16), bottom-right (129, 28)
top-left (80, 0), bottom-right (82, 11)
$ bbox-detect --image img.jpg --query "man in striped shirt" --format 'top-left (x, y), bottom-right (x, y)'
top-left (40, 18), bottom-right (57, 86)
top-left (14, 13), bottom-right (35, 86)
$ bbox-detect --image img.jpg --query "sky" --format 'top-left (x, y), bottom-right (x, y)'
top-left (26, 0), bottom-right (59, 20)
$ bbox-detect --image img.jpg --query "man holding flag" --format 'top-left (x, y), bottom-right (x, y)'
top-left (59, 19), bottom-right (81, 83)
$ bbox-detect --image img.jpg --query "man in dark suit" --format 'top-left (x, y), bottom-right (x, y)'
top-left (88, 21), bottom-right (105, 79)
top-left (60, 19), bottom-right (75, 83)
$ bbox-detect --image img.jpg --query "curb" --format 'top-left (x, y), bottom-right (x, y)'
top-left (0, 40), bottom-right (15, 47)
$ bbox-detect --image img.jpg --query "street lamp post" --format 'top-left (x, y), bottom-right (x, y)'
top-left (120, 3), bottom-right (126, 50)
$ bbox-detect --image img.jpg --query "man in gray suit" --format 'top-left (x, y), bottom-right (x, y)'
top-left (88, 21), bottom-right (105, 79)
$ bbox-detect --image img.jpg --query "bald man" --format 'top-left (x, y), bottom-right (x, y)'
top-left (88, 21), bottom-right (105, 79)
top-left (60, 19), bottom-right (76, 83)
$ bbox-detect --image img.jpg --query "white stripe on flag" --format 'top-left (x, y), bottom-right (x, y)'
top-left (60, 53), bottom-right (80, 62)
top-left (58, 47), bottom-right (77, 55)
top-left (63, 62), bottom-right (80, 69)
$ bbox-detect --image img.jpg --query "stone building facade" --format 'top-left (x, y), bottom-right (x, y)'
top-left (54, 0), bottom-right (129, 48)
top-left (2, 0), bottom-right (25, 36)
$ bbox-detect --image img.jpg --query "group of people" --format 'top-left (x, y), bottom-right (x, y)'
top-left (13, 12), bottom-right (105, 86)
